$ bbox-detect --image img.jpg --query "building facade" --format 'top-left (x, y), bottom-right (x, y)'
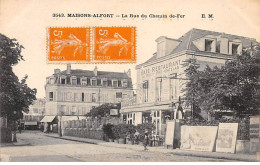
top-left (44, 65), bottom-right (133, 117)
top-left (121, 28), bottom-right (258, 135)
top-left (21, 98), bottom-right (45, 129)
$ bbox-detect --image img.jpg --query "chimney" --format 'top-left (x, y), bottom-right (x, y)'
top-left (67, 64), bottom-right (71, 74)
top-left (126, 69), bottom-right (131, 77)
top-left (94, 66), bottom-right (98, 76)
top-left (54, 69), bottom-right (60, 74)
top-left (155, 36), bottom-right (181, 58)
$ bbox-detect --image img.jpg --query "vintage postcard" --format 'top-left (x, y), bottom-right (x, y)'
top-left (0, 0), bottom-right (259, 162)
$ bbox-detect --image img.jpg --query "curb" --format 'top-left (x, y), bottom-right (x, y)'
top-left (45, 134), bottom-right (257, 162)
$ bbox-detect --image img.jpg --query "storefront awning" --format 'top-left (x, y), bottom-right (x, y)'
top-left (24, 121), bottom-right (38, 125)
top-left (40, 116), bottom-right (56, 122)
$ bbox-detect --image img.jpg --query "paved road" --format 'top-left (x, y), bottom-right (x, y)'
top-left (0, 131), bottom-right (238, 162)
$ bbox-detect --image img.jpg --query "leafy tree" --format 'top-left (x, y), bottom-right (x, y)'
top-left (183, 45), bottom-right (260, 120)
top-left (0, 33), bottom-right (37, 123)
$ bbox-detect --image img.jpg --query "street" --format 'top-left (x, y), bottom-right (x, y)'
top-left (0, 131), bottom-right (239, 162)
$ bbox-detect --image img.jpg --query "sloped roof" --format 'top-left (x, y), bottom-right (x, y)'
top-left (139, 28), bottom-right (258, 66)
top-left (59, 69), bottom-right (130, 79)
top-left (170, 28), bottom-right (257, 54)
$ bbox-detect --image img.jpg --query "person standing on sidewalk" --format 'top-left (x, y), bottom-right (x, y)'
top-left (143, 129), bottom-right (149, 150)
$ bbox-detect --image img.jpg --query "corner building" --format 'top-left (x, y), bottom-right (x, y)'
top-left (44, 65), bottom-right (133, 117)
top-left (121, 28), bottom-right (258, 136)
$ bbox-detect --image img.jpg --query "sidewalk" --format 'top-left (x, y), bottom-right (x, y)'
top-left (45, 134), bottom-right (258, 162)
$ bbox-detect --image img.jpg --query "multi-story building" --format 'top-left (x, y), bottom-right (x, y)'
top-left (121, 28), bottom-right (258, 135)
top-left (21, 98), bottom-right (45, 129)
top-left (44, 64), bottom-right (133, 117)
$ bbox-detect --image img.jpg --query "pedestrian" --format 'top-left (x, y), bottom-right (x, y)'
top-left (143, 129), bottom-right (149, 150)
top-left (134, 129), bottom-right (140, 144)
top-left (18, 125), bottom-right (22, 134)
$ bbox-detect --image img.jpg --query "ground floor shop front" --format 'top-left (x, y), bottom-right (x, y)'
top-left (121, 102), bottom-right (190, 136)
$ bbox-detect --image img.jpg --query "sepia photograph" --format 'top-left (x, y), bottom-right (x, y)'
top-left (0, 0), bottom-right (259, 162)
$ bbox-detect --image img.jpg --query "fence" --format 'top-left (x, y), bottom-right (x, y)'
top-left (61, 117), bottom-right (123, 140)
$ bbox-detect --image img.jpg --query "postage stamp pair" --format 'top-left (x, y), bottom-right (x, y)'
top-left (48, 27), bottom-right (136, 63)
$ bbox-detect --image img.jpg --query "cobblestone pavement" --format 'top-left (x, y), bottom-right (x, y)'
top-left (0, 131), bottom-right (239, 162)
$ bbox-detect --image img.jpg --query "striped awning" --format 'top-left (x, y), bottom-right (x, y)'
top-left (40, 116), bottom-right (56, 122)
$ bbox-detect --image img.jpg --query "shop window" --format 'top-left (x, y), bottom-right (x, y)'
top-left (205, 39), bottom-right (213, 52)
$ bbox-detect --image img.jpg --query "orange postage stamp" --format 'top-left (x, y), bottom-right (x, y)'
top-left (48, 27), bottom-right (90, 62)
top-left (93, 27), bottom-right (136, 62)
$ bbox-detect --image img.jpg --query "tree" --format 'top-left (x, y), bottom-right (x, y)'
top-left (183, 45), bottom-right (260, 120)
top-left (0, 33), bottom-right (37, 124)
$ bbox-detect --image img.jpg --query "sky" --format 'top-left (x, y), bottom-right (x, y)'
top-left (1, 0), bottom-right (260, 98)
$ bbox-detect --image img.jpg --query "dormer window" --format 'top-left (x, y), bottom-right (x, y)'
top-left (61, 78), bottom-right (66, 84)
top-left (113, 80), bottom-right (118, 87)
top-left (92, 79), bottom-right (97, 86)
top-left (232, 43), bottom-right (239, 55)
top-left (97, 79), bottom-right (102, 86)
top-left (71, 77), bottom-right (77, 85)
top-left (205, 39), bottom-right (213, 52)
top-left (49, 78), bottom-right (55, 84)
top-left (81, 78), bottom-right (87, 85)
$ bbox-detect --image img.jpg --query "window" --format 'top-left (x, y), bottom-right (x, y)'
top-left (143, 80), bottom-right (149, 102)
top-left (66, 77), bottom-right (70, 84)
top-left (103, 80), bottom-right (107, 87)
top-left (118, 80), bottom-right (122, 87)
top-left (72, 106), bottom-right (77, 115)
top-left (205, 39), bottom-right (213, 52)
top-left (113, 80), bottom-right (118, 87)
top-left (97, 79), bottom-right (102, 86)
top-left (82, 93), bottom-right (84, 102)
top-left (91, 93), bottom-right (97, 102)
top-left (81, 78), bottom-right (87, 85)
top-left (50, 78), bottom-right (55, 84)
top-left (92, 79), bottom-right (97, 86)
top-left (116, 92), bottom-right (122, 98)
top-left (33, 108), bottom-right (38, 113)
top-left (72, 78), bottom-right (77, 85)
top-left (77, 77), bottom-right (81, 85)
top-left (61, 78), bottom-right (66, 84)
top-left (87, 78), bottom-right (91, 86)
top-left (123, 81), bottom-right (128, 88)
top-left (157, 78), bottom-right (162, 102)
top-left (108, 80), bottom-right (112, 87)
top-left (232, 44), bottom-right (239, 55)
top-left (49, 92), bottom-right (54, 101)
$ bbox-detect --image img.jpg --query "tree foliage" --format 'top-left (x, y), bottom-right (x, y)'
top-left (86, 103), bottom-right (121, 118)
top-left (183, 46), bottom-right (260, 119)
top-left (0, 33), bottom-right (37, 121)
